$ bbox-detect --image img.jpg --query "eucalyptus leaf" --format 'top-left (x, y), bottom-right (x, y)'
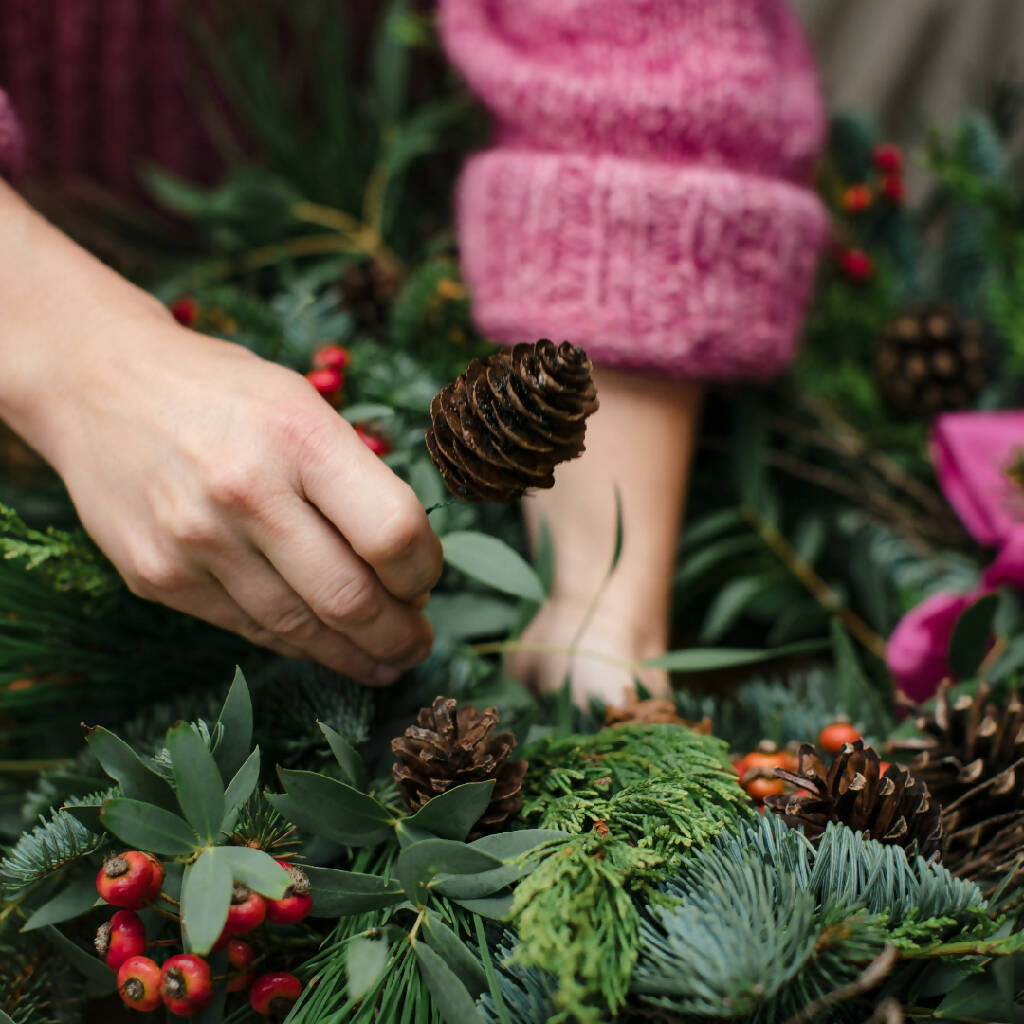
top-left (347, 935), bottom-right (391, 1001)
top-left (273, 769), bottom-right (392, 845)
top-left (426, 594), bottom-right (520, 644)
top-left (469, 829), bottom-right (569, 860)
top-left (304, 865), bottom-right (406, 916)
top-left (168, 723), bottom-right (226, 843)
top-left (221, 747), bottom-right (260, 830)
top-left (182, 847), bottom-right (232, 955)
top-left (413, 941), bottom-right (488, 1024)
top-left (396, 839), bottom-right (501, 905)
top-left (424, 911), bottom-right (487, 999)
top-left (403, 781), bottom-right (495, 842)
top-left (214, 668), bottom-right (253, 781)
top-left (62, 801), bottom-right (104, 833)
top-left (42, 925), bottom-right (116, 997)
top-left (301, 864), bottom-right (405, 913)
top-left (319, 722), bottom-right (369, 791)
top-left (84, 726), bottom-right (177, 811)
top-left (22, 873), bottom-right (99, 931)
top-left (642, 639), bottom-right (827, 672)
top-left (101, 799), bottom-right (197, 855)
top-left (441, 532), bottom-right (545, 604)
top-left (218, 847), bottom-right (290, 899)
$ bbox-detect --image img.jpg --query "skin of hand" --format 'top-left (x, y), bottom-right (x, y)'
top-left (0, 182), bottom-right (442, 685)
top-left (510, 366), bottom-right (703, 707)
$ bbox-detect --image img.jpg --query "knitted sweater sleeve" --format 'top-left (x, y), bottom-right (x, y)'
top-left (438, 0), bottom-right (830, 379)
top-left (0, 90), bottom-right (24, 177)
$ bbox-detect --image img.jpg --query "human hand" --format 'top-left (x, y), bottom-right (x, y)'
top-left (0, 189), bottom-right (441, 684)
top-left (50, 318), bottom-right (442, 684)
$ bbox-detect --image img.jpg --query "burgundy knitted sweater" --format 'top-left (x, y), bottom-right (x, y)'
top-left (0, 1), bottom-right (829, 379)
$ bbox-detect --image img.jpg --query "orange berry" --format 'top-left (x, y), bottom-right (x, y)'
top-left (818, 720), bottom-right (862, 755)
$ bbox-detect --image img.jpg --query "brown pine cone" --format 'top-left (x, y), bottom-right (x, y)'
top-left (425, 339), bottom-right (598, 503)
top-left (392, 696), bottom-right (528, 836)
top-left (765, 740), bottom-right (942, 857)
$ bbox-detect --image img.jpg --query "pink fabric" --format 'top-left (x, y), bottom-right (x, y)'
top-left (440, 0), bottom-right (830, 378)
top-left (887, 412), bottom-right (1024, 699)
top-left (0, 87), bottom-right (22, 175)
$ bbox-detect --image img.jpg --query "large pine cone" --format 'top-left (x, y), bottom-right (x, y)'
top-left (425, 339), bottom-right (599, 503)
top-left (765, 740), bottom-right (942, 857)
top-left (889, 681), bottom-right (1024, 882)
top-left (392, 696), bottom-right (528, 836)
top-left (875, 305), bottom-right (987, 416)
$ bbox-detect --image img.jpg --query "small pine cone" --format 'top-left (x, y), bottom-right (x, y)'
top-left (889, 681), bottom-right (1024, 882)
top-left (875, 306), bottom-right (988, 416)
top-left (392, 696), bottom-right (528, 836)
top-left (340, 258), bottom-right (400, 331)
top-left (765, 740), bottom-right (942, 857)
top-left (425, 339), bottom-right (599, 503)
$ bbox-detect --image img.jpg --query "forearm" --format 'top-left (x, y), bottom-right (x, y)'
top-left (0, 180), bottom-right (168, 462)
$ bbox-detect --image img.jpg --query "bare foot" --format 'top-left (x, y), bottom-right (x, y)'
top-left (507, 594), bottom-right (670, 708)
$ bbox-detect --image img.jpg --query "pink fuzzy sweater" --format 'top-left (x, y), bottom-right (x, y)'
top-left (0, 0), bottom-right (829, 379)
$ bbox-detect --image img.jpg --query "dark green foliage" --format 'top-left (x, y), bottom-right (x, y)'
top-left (0, 808), bottom-right (105, 897)
top-left (0, 919), bottom-right (84, 1024)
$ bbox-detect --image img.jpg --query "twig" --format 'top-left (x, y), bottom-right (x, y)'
top-left (780, 945), bottom-right (899, 1024)
top-left (743, 505), bottom-right (889, 660)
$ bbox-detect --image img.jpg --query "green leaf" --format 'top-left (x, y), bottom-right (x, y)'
top-left (700, 576), bottom-right (766, 643)
top-left (347, 936), bottom-right (391, 1001)
top-left (426, 594), bottom-right (520, 644)
top-left (425, 911), bottom-right (487, 999)
top-left (303, 865), bottom-right (406, 916)
top-left (22, 872), bottom-right (99, 931)
top-left (413, 941), bottom-right (488, 1024)
top-left (218, 847), bottom-right (290, 899)
top-left (403, 781), bottom-right (495, 842)
top-left (641, 639), bottom-right (827, 672)
top-left (273, 769), bottom-right (392, 845)
top-left (434, 862), bottom-right (525, 900)
top-left (0, 1011), bottom-right (16, 1024)
top-left (100, 798), bottom-right (197, 855)
top-left (214, 668), bottom-right (253, 781)
top-left (168, 723), bottom-right (226, 843)
top-left (411, 458), bottom-right (448, 536)
top-left (84, 726), bottom-right (177, 811)
top-left (396, 839), bottom-right (501, 906)
top-left (182, 847), bottom-right (232, 955)
top-left (62, 801), bottom-right (104, 833)
top-left (441, 532), bottom-right (545, 604)
top-left (319, 722), bottom-right (369, 791)
top-left (342, 402), bottom-right (396, 423)
top-left (221, 747), bottom-right (260, 831)
top-left (469, 829), bottom-right (569, 860)
top-left (949, 593), bottom-right (999, 680)
top-left (42, 925), bottom-right (116, 997)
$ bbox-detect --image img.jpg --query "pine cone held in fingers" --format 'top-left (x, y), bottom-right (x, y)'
top-left (765, 739), bottom-right (942, 857)
top-left (425, 339), bottom-right (599, 503)
top-left (392, 696), bottom-right (528, 836)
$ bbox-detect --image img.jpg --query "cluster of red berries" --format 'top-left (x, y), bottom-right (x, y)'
top-left (733, 720), bottom-right (873, 807)
top-left (95, 851), bottom-right (309, 1018)
top-left (834, 143), bottom-right (907, 284)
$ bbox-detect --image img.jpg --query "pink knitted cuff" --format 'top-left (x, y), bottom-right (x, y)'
top-left (457, 151), bottom-right (829, 379)
top-left (0, 90), bottom-right (25, 178)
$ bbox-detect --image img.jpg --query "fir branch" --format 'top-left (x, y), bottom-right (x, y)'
top-left (0, 805), bottom-right (106, 897)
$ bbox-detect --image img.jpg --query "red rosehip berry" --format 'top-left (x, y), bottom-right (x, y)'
top-left (840, 183), bottom-right (873, 213)
top-left (227, 938), bottom-right (255, 972)
top-left (265, 861), bottom-right (313, 925)
top-left (306, 367), bottom-right (344, 404)
top-left (872, 143), bottom-right (904, 174)
top-left (160, 954), bottom-right (213, 1017)
top-left (169, 296), bottom-right (200, 328)
top-left (142, 852), bottom-right (165, 903)
top-left (837, 247), bottom-right (874, 283)
top-left (818, 719), bottom-right (862, 755)
top-left (96, 851), bottom-right (157, 909)
top-left (118, 955), bottom-right (163, 1012)
top-left (224, 884), bottom-right (267, 937)
top-left (250, 972), bottom-right (303, 1018)
top-left (881, 173), bottom-right (905, 204)
top-left (354, 423), bottom-right (393, 457)
top-left (311, 344), bottom-right (351, 372)
top-left (95, 909), bottom-right (146, 971)
top-left (744, 776), bottom-right (785, 801)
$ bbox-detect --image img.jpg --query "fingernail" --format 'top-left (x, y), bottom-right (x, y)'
top-left (372, 664), bottom-right (402, 686)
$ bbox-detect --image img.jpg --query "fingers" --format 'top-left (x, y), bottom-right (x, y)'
top-left (299, 420), bottom-right (444, 602)
top-left (207, 541), bottom-right (416, 686)
top-left (245, 496), bottom-right (434, 670)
